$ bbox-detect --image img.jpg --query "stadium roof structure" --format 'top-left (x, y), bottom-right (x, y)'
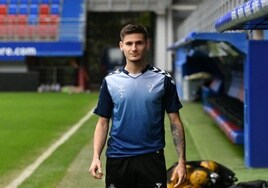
top-left (167, 31), bottom-right (247, 56)
top-left (215, 0), bottom-right (268, 32)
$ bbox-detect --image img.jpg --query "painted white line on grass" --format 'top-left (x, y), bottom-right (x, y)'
top-left (6, 108), bottom-right (95, 188)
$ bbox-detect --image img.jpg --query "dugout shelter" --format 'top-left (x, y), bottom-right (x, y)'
top-left (215, 0), bottom-right (268, 168)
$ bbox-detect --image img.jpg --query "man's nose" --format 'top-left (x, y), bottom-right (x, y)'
top-left (131, 44), bottom-right (137, 50)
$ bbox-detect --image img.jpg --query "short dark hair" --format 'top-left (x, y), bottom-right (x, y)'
top-left (120, 24), bottom-right (149, 41)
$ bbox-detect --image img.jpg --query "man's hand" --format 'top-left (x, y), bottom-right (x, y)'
top-left (89, 158), bottom-right (103, 179)
top-left (171, 162), bottom-right (187, 187)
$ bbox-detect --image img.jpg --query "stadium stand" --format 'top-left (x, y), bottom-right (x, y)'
top-left (0, 0), bottom-right (62, 40)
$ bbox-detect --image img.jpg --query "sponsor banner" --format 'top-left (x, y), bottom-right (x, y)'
top-left (0, 42), bottom-right (84, 61)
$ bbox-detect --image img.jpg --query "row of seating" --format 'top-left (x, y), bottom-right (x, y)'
top-left (0, 4), bottom-right (60, 15)
top-left (0, 0), bottom-right (61, 4)
top-left (0, 24), bottom-right (58, 39)
top-left (0, 14), bottom-right (59, 24)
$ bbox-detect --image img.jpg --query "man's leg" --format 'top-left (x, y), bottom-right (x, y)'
top-left (106, 157), bottom-right (135, 188)
top-left (136, 150), bottom-right (167, 188)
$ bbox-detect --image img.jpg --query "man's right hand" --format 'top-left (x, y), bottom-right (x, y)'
top-left (89, 158), bottom-right (103, 179)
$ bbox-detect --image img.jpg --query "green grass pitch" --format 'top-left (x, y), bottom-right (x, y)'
top-left (0, 92), bottom-right (267, 188)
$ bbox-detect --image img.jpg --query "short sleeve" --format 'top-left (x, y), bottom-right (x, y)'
top-left (164, 75), bottom-right (183, 113)
top-left (94, 79), bottom-right (114, 118)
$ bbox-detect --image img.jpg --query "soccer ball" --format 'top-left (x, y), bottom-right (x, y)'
top-left (200, 160), bottom-right (219, 172)
top-left (189, 168), bottom-right (210, 186)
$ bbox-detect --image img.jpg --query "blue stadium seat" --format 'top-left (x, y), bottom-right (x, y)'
top-left (51, 0), bottom-right (60, 4)
top-left (0, 0), bottom-right (7, 5)
top-left (10, 0), bottom-right (19, 4)
top-left (29, 4), bottom-right (38, 14)
top-left (40, 0), bottom-right (49, 4)
top-left (28, 14), bottom-right (38, 25)
top-left (51, 4), bottom-right (59, 15)
top-left (30, 0), bottom-right (39, 4)
top-left (8, 4), bottom-right (17, 15)
top-left (18, 4), bottom-right (28, 15)
top-left (20, 0), bottom-right (29, 4)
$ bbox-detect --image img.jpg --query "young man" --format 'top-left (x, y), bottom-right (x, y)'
top-left (89, 24), bottom-right (186, 188)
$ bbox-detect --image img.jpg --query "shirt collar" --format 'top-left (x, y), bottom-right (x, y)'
top-left (122, 64), bottom-right (151, 75)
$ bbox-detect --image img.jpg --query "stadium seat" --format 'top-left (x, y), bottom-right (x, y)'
top-left (8, 4), bottom-right (17, 15)
top-left (37, 24), bottom-right (49, 38)
top-left (30, 0), bottom-right (40, 4)
top-left (17, 14), bottom-right (27, 24)
top-left (0, 25), bottom-right (7, 38)
top-left (0, 5), bottom-right (7, 15)
top-left (0, 0), bottom-right (7, 5)
top-left (20, 0), bottom-right (29, 4)
top-left (17, 25), bottom-right (28, 38)
top-left (18, 4), bottom-right (28, 15)
top-left (6, 15), bottom-right (17, 24)
top-left (0, 15), bottom-right (5, 24)
top-left (39, 14), bottom-right (50, 24)
top-left (26, 25), bottom-right (36, 38)
top-left (6, 24), bottom-right (16, 39)
top-left (39, 4), bottom-right (49, 15)
top-left (51, 0), bottom-right (60, 4)
top-left (40, 0), bottom-right (49, 4)
top-left (47, 24), bottom-right (58, 38)
top-left (28, 14), bottom-right (38, 24)
top-left (9, 0), bottom-right (19, 4)
top-left (50, 4), bottom-right (60, 15)
top-left (49, 14), bottom-right (59, 24)
top-left (29, 4), bottom-right (39, 15)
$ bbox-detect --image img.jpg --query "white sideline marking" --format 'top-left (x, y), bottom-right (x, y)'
top-left (6, 108), bottom-right (95, 188)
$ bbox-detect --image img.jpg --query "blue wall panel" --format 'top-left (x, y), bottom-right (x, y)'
top-left (245, 40), bottom-right (268, 167)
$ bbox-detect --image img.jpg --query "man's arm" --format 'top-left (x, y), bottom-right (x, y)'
top-left (168, 112), bottom-right (187, 187)
top-left (89, 116), bottom-right (109, 179)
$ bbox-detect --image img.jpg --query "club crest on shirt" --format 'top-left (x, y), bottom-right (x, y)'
top-left (147, 83), bottom-right (154, 93)
top-left (119, 85), bottom-right (125, 98)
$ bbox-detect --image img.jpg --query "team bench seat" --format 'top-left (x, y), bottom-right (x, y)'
top-left (201, 75), bottom-right (244, 144)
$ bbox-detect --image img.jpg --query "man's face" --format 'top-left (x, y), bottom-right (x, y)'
top-left (119, 33), bottom-right (149, 63)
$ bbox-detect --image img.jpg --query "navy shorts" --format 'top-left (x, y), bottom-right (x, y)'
top-left (105, 150), bottom-right (167, 188)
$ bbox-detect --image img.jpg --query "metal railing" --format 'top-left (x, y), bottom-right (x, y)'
top-left (88, 0), bottom-right (169, 13)
top-left (176, 0), bottom-right (247, 40)
top-left (0, 17), bottom-right (85, 41)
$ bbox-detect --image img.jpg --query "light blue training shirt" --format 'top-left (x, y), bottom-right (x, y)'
top-left (94, 65), bottom-right (182, 158)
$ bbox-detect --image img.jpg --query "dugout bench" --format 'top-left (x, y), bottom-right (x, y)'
top-left (202, 72), bottom-right (244, 144)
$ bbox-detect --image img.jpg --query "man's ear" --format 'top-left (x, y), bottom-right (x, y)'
top-left (119, 41), bottom-right (123, 51)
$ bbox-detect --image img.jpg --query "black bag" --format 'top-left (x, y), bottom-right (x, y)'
top-left (228, 180), bottom-right (268, 188)
top-left (167, 160), bottom-right (237, 188)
